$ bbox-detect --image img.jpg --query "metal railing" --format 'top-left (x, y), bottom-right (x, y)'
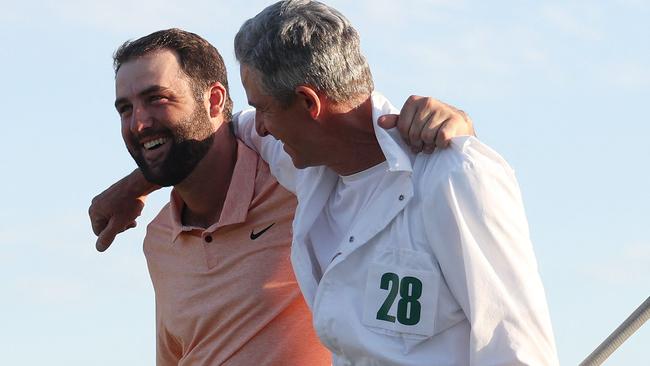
top-left (580, 296), bottom-right (650, 366)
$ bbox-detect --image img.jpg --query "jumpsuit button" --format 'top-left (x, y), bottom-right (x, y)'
top-left (204, 235), bottom-right (213, 243)
top-left (399, 194), bottom-right (405, 201)
top-left (349, 236), bottom-right (355, 243)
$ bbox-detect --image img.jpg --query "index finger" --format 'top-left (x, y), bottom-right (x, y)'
top-left (90, 216), bottom-right (108, 237)
top-left (396, 95), bottom-right (421, 141)
top-left (96, 218), bottom-right (120, 252)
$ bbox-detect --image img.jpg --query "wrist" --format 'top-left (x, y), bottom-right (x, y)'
top-left (126, 168), bottom-right (159, 198)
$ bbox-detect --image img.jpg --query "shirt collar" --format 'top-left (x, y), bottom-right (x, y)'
top-left (168, 139), bottom-right (258, 243)
top-left (370, 91), bottom-right (415, 173)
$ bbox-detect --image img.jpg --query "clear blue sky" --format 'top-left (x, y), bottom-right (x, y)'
top-left (1, 0), bottom-right (648, 364)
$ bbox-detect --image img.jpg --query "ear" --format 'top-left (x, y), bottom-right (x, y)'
top-left (207, 82), bottom-right (227, 118)
top-left (294, 85), bottom-right (322, 120)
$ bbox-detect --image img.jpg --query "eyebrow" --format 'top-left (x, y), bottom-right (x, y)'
top-left (114, 85), bottom-right (172, 110)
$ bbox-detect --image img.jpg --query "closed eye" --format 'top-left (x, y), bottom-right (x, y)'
top-left (149, 95), bottom-right (168, 104)
top-left (117, 104), bottom-right (132, 116)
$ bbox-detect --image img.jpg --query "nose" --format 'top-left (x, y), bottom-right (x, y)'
top-left (255, 110), bottom-right (269, 137)
top-left (130, 105), bottom-right (153, 135)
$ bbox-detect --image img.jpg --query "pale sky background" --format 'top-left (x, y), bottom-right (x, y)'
top-left (1, 0), bottom-right (648, 365)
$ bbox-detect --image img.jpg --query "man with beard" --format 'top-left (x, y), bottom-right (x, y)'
top-left (100, 28), bottom-right (472, 365)
top-left (111, 29), bottom-right (332, 365)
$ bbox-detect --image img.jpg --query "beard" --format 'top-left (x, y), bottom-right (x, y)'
top-left (127, 104), bottom-right (215, 187)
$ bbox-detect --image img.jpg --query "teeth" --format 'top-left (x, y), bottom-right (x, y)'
top-left (143, 137), bottom-right (168, 150)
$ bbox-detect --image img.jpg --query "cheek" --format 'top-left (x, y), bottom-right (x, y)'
top-left (254, 111), bottom-right (264, 128)
top-left (266, 113), bottom-right (287, 131)
top-left (120, 121), bottom-right (129, 140)
top-left (265, 117), bottom-right (277, 131)
top-left (120, 120), bottom-right (138, 148)
top-left (121, 114), bottom-right (132, 129)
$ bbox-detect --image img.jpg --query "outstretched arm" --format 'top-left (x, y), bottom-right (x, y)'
top-left (89, 169), bottom-right (159, 252)
top-left (379, 95), bottom-right (475, 153)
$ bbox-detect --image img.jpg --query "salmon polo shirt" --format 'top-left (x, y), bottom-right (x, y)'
top-left (143, 140), bottom-right (330, 366)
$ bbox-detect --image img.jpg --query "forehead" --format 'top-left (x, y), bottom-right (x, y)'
top-left (240, 65), bottom-right (261, 97)
top-left (240, 64), bottom-right (279, 106)
top-left (115, 49), bottom-right (190, 98)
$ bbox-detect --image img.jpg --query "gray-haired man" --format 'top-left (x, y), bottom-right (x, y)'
top-left (231, 0), bottom-right (559, 365)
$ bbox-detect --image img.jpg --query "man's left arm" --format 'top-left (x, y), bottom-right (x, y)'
top-left (422, 143), bottom-right (559, 365)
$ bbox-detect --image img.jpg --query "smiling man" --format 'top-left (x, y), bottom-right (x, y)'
top-left (111, 29), bottom-right (330, 365)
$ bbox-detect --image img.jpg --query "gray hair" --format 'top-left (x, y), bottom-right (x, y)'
top-left (234, 0), bottom-right (374, 106)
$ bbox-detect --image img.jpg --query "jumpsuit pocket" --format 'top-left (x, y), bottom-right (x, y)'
top-left (361, 247), bottom-right (441, 350)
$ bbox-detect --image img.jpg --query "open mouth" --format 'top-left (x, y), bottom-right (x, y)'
top-left (142, 137), bottom-right (169, 150)
top-left (138, 135), bottom-right (173, 165)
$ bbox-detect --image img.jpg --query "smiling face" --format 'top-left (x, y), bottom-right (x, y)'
top-left (115, 49), bottom-right (215, 186)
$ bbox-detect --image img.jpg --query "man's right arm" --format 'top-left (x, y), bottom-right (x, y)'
top-left (89, 169), bottom-right (159, 252)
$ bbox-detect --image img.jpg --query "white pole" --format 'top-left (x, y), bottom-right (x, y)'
top-left (580, 296), bottom-right (650, 366)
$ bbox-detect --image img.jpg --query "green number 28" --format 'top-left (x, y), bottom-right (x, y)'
top-left (376, 272), bottom-right (422, 326)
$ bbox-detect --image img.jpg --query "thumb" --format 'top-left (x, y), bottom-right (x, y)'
top-left (96, 218), bottom-right (120, 252)
top-left (378, 114), bottom-right (399, 129)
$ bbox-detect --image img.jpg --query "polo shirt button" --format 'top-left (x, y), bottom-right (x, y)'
top-left (204, 235), bottom-right (213, 243)
top-left (349, 236), bottom-right (354, 243)
top-left (399, 194), bottom-right (405, 201)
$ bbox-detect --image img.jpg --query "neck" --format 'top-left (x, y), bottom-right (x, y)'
top-left (174, 124), bottom-right (237, 228)
top-left (325, 96), bottom-right (386, 176)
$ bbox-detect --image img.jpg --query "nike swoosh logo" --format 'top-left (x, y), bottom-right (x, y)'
top-left (250, 223), bottom-right (275, 240)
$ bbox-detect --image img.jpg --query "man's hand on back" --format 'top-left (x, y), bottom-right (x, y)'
top-left (89, 169), bottom-right (158, 252)
top-left (378, 95), bottom-right (475, 153)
